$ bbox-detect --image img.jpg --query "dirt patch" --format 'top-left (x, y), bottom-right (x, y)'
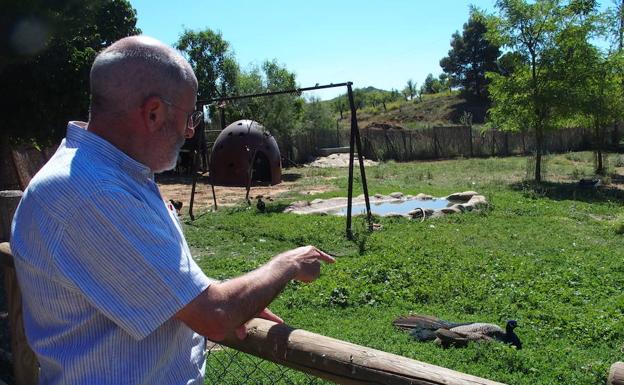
top-left (156, 173), bottom-right (337, 212)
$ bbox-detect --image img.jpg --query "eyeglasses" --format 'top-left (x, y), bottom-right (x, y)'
top-left (160, 97), bottom-right (203, 129)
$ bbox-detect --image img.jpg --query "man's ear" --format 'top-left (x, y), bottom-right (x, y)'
top-left (142, 96), bottom-right (166, 133)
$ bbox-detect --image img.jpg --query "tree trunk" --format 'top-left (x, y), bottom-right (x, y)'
top-left (535, 126), bottom-right (544, 183)
top-left (0, 191), bottom-right (22, 242)
top-left (619, 0), bottom-right (624, 52)
top-left (469, 126), bottom-right (474, 157)
top-left (596, 149), bottom-right (604, 175)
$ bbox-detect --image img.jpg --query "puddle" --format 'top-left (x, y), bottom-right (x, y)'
top-left (284, 191), bottom-right (488, 220)
top-left (328, 199), bottom-right (453, 216)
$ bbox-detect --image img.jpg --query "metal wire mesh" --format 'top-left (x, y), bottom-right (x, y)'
top-left (204, 342), bottom-right (333, 385)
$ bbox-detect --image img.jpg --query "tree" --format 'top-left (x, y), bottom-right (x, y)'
top-left (421, 73), bottom-right (443, 94)
top-left (440, 8), bottom-right (501, 98)
top-left (303, 96), bottom-right (334, 147)
top-left (615, 0), bottom-right (624, 51)
top-left (176, 29), bottom-right (238, 102)
top-left (548, 2), bottom-right (620, 175)
top-left (438, 73), bottom-right (452, 93)
top-left (233, 60), bottom-right (304, 160)
top-left (486, 0), bottom-right (567, 182)
top-left (403, 79), bottom-right (418, 100)
top-left (333, 96), bottom-right (347, 119)
top-left (1, 0), bottom-right (140, 145)
top-left (351, 89), bottom-right (367, 111)
top-left (585, 53), bottom-right (624, 174)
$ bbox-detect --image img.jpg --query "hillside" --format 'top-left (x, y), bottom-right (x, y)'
top-left (327, 90), bottom-right (489, 130)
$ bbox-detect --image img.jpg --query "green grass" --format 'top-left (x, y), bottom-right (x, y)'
top-left (182, 152), bottom-right (624, 385)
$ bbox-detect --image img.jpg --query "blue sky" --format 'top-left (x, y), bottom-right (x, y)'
top-left (130, 0), bottom-right (612, 100)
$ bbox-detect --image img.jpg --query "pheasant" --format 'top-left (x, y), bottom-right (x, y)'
top-left (393, 314), bottom-right (522, 349)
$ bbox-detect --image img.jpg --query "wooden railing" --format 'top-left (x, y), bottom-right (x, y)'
top-left (220, 318), bottom-right (505, 385)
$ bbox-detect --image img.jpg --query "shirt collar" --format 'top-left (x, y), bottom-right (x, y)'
top-left (65, 121), bottom-right (153, 181)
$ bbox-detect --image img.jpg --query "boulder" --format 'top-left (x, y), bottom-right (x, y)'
top-left (408, 208), bottom-right (435, 218)
top-left (447, 191), bottom-right (479, 202)
top-left (467, 195), bottom-right (488, 209)
top-left (415, 193), bottom-right (433, 200)
top-left (390, 192), bottom-right (404, 199)
top-left (450, 204), bottom-right (466, 212)
top-left (458, 203), bottom-right (473, 212)
top-left (440, 206), bottom-right (462, 214)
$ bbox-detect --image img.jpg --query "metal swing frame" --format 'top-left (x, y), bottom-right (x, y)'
top-left (188, 81), bottom-right (372, 239)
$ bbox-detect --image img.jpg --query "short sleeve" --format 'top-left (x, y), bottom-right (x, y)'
top-left (55, 188), bottom-right (213, 340)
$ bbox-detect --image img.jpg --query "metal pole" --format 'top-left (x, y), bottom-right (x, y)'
top-left (197, 82), bottom-right (351, 105)
top-left (346, 84), bottom-right (357, 239)
top-left (188, 150), bottom-right (198, 220)
top-left (350, 91), bottom-right (372, 231)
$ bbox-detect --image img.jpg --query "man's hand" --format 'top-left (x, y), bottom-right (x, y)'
top-left (272, 245), bottom-right (335, 283)
top-left (235, 307), bottom-right (284, 339)
top-left (177, 245), bottom-right (334, 341)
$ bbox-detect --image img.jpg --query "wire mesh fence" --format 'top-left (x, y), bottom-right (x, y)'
top-left (205, 342), bottom-right (333, 385)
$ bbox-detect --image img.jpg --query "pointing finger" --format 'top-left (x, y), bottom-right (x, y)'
top-left (313, 247), bottom-right (336, 263)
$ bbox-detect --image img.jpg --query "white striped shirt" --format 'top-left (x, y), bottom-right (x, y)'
top-left (11, 121), bottom-right (213, 385)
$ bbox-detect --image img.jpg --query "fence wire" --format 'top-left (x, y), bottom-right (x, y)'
top-left (205, 342), bottom-right (333, 385)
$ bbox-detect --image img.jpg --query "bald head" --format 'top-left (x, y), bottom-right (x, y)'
top-left (89, 35), bottom-right (197, 120)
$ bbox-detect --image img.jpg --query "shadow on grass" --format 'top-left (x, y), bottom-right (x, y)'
top-left (281, 173), bottom-right (302, 182)
top-left (510, 180), bottom-right (624, 204)
top-left (260, 202), bottom-right (292, 214)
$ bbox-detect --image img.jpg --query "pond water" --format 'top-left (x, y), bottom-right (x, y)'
top-left (328, 198), bottom-right (453, 216)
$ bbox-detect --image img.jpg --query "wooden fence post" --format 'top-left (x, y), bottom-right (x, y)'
top-left (468, 126), bottom-right (473, 158)
top-left (222, 318), bottom-right (506, 385)
top-left (1, 191), bottom-right (39, 385)
top-left (0, 191), bottom-right (22, 242)
top-left (608, 362), bottom-right (624, 385)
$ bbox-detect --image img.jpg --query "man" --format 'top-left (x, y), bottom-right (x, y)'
top-left (10, 35), bottom-right (334, 385)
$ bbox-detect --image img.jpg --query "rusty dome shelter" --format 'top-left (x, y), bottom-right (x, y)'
top-left (209, 119), bottom-right (281, 188)
top-left (187, 82), bottom-right (372, 238)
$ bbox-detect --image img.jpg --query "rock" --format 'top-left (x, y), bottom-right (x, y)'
top-left (374, 193), bottom-right (384, 199)
top-left (467, 195), bottom-right (488, 208)
top-left (451, 204), bottom-right (466, 212)
top-left (405, 195), bottom-right (414, 200)
top-left (385, 212), bottom-right (406, 218)
top-left (458, 203), bottom-right (473, 211)
top-left (408, 208), bottom-right (435, 218)
top-left (310, 199), bottom-right (325, 205)
top-left (415, 193), bottom-right (433, 200)
top-left (390, 192), bottom-right (404, 199)
top-left (440, 207), bottom-right (462, 214)
top-left (447, 191), bottom-right (479, 202)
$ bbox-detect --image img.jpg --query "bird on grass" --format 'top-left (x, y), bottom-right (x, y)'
top-left (393, 314), bottom-right (522, 349)
top-left (256, 196), bottom-right (266, 212)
